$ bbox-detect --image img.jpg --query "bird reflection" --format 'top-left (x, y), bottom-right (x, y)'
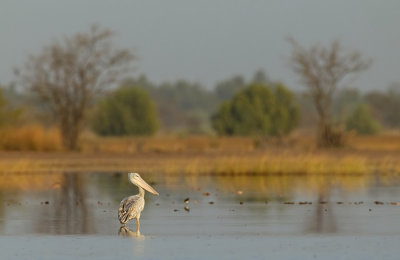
top-left (36, 172), bottom-right (94, 234)
top-left (118, 226), bottom-right (141, 237)
top-left (307, 187), bottom-right (337, 233)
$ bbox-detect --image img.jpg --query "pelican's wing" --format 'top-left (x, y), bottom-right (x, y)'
top-left (118, 195), bottom-right (142, 224)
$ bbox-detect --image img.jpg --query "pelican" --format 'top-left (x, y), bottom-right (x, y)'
top-left (118, 172), bottom-right (159, 232)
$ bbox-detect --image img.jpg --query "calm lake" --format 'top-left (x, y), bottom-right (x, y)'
top-left (1, 172), bottom-right (400, 259)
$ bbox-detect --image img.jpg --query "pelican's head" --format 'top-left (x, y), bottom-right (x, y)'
top-left (128, 172), bottom-right (159, 195)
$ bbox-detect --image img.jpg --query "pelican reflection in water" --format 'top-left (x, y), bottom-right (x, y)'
top-left (119, 226), bottom-right (142, 237)
top-left (118, 173), bottom-right (159, 233)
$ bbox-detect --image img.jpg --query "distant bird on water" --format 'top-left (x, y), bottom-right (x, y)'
top-left (118, 172), bottom-right (159, 233)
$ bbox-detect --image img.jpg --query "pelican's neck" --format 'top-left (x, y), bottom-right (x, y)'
top-left (137, 185), bottom-right (145, 197)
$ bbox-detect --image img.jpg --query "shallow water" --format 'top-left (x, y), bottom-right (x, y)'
top-left (1, 172), bottom-right (400, 259)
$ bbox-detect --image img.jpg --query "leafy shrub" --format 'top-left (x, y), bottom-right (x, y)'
top-left (92, 86), bottom-right (159, 136)
top-left (211, 83), bottom-right (299, 136)
top-left (345, 104), bottom-right (380, 135)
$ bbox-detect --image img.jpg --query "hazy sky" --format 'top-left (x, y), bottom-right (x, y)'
top-left (1, 0), bottom-right (400, 91)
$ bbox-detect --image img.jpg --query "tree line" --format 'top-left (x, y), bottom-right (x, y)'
top-left (1, 25), bottom-right (399, 150)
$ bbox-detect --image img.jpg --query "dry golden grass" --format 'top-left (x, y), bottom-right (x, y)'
top-left (79, 132), bottom-right (400, 154)
top-left (0, 132), bottom-right (399, 176)
top-left (0, 124), bottom-right (62, 151)
top-left (80, 135), bottom-right (256, 154)
top-left (350, 132), bottom-right (400, 151)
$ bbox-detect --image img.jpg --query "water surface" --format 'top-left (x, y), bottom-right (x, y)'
top-left (1, 172), bottom-right (399, 259)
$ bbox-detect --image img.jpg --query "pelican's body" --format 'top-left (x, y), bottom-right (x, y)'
top-left (118, 173), bottom-right (159, 232)
top-left (118, 193), bottom-right (145, 225)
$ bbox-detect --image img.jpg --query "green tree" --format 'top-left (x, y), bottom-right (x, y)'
top-left (271, 84), bottom-right (300, 136)
top-left (345, 104), bottom-right (380, 135)
top-left (212, 83), bottom-right (299, 136)
top-left (92, 86), bottom-right (159, 136)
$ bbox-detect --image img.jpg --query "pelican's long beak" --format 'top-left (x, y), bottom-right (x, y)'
top-left (137, 177), bottom-right (159, 195)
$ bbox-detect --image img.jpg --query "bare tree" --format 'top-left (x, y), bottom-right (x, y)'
top-left (287, 38), bottom-right (371, 147)
top-left (17, 25), bottom-right (134, 150)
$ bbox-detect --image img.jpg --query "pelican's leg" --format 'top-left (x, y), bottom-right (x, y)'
top-left (136, 218), bottom-right (140, 232)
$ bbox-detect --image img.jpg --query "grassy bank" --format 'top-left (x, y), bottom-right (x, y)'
top-left (0, 133), bottom-right (399, 175)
